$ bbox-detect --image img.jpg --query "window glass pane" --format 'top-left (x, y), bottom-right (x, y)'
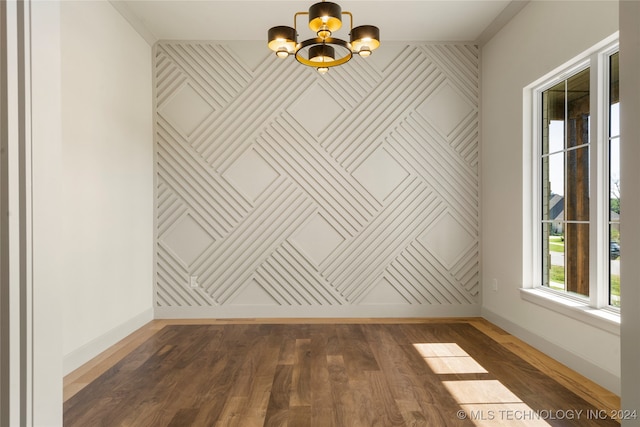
top-left (609, 51), bottom-right (620, 308)
top-left (538, 64), bottom-right (598, 300)
top-left (548, 121), bottom-right (564, 153)
top-left (610, 224), bottom-right (620, 307)
top-left (565, 146), bottom-right (589, 221)
top-left (610, 138), bottom-right (620, 215)
top-left (610, 103), bottom-right (620, 138)
top-left (566, 68), bottom-right (590, 148)
top-left (610, 52), bottom-right (619, 136)
top-left (564, 222), bottom-right (589, 298)
top-left (542, 221), bottom-right (565, 290)
top-left (542, 152), bottom-right (564, 221)
top-left (542, 82), bottom-right (565, 155)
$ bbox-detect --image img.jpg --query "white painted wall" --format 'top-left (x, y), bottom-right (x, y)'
top-left (31, 1), bottom-right (63, 423)
top-left (60, 1), bottom-right (153, 373)
top-left (619, 1), bottom-right (640, 424)
top-left (481, 1), bottom-right (621, 393)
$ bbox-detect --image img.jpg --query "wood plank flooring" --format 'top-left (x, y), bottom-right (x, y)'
top-left (64, 319), bottom-right (621, 426)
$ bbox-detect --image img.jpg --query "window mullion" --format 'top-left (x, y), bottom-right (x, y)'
top-left (590, 50), bottom-right (608, 308)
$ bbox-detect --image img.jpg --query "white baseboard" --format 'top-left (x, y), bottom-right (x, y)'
top-left (154, 304), bottom-right (481, 319)
top-left (63, 307), bottom-right (154, 375)
top-left (481, 307), bottom-right (621, 395)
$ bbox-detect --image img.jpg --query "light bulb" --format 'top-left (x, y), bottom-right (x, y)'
top-left (317, 67), bottom-right (329, 74)
top-left (317, 25), bottom-right (331, 39)
top-left (358, 47), bottom-right (371, 57)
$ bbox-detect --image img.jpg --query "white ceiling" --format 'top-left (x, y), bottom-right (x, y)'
top-left (111, 0), bottom-right (528, 45)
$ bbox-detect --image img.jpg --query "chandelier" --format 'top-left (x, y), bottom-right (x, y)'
top-left (267, 1), bottom-right (380, 74)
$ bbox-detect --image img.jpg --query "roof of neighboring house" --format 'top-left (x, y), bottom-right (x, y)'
top-left (548, 194), bottom-right (620, 222)
top-left (549, 194), bottom-right (564, 221)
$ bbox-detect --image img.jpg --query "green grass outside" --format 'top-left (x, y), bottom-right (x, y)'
top-left (611, 274), bottom-right (620, 307)
top-left (550, 265), bottom-right (564, 288)
top-left (549, 243), bottom-right (564, 253)
top-left (549, 236), bottom-right (564, 253)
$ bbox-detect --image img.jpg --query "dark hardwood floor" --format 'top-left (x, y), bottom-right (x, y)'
top-left (63, 322), bottom-right (620, 426)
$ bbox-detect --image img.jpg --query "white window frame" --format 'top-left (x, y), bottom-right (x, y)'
top-left (521, 34), bottom-right (620, 335)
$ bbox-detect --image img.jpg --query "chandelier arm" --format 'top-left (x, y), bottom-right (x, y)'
top-left (293, 11), bottom-right (309, 33)
top-left (343, 11), bottom-right (353, 30)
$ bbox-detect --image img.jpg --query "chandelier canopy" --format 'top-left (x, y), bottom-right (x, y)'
top-left (267, 1), bottom-right (380, 74)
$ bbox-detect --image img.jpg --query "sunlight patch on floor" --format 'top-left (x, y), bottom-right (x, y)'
top-left (414, 343), bottom-right (551, 426)
top-left (413, 343), bottom-right (488, 374)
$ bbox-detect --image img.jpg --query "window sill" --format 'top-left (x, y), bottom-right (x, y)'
top-left (520, 288), bottom-right (620, 336)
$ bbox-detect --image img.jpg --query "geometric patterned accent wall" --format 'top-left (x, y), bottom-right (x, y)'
top-left (154, 41), bottom-right (479, 317)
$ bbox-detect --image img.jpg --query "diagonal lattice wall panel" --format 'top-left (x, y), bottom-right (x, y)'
top-left (154, 41), bottom-right (479, 316)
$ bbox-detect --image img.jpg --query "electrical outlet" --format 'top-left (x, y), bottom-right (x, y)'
top-left (491, 278), bottom-right (498, 292)
top-left (189, 275), bottom-right (198, 288)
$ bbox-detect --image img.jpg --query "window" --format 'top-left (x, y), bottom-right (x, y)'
top-left (541, 67), bottom-right (591, 298)
top-left (531, 39), bottom-right (620, 313)
top-left (608, 52), bottom-right (620, 307)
